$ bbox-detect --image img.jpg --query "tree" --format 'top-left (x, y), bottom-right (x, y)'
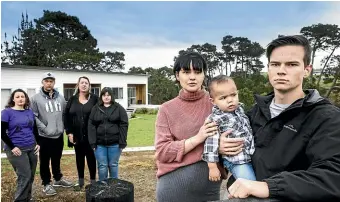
top-left (1, 33), bottom-right (9, 63)
top-left (323, 55), bottom-right (340, 98)
top-left (215, 51), bottom-right (226, 75)
top-left (300, 23), bottom-right (340, 78)
top-left (99, 51), bottom-right (125, 72)
top-left (244, 42), bottom-right (265, 75)
top-left (316, 26), bottom-right (340, 88)
top-left (175, 43), bottom-right (220, 83)
top-left (221, 35), bottom-right (265, 77)
top-left (128, 66), bottom-right (146, 74)
top-left (221, 35), bottom-right (236, 75)
top-left (128, 66), bottom-right (179, 105)
top-left (238, 87), bottom-right (255, 111)
top-left (157, 66), bottom-right (175, 80)
top-left (1, 10), bottom-right (125, 72)
top-left (1, 12), bottom-right (34, 65)
top-left (146, 67), bottom-right (179, 104)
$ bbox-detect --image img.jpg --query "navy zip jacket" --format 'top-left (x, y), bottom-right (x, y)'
top-left (245, 89), bottom-right (340, 201)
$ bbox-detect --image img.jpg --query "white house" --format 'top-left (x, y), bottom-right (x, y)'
top-left (1, 65), bottom-right (149, 109)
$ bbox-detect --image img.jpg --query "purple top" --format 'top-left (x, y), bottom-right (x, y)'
top-left (1, 108), bottom-right (36, 150)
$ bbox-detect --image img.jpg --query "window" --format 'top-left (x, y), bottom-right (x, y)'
top-left (1, 89), bottom-right (11, 109)
top-left (110, 87), bottom-right (123, 99)
top-left (91, 87), bottom-right (100, 97)
top-left (27, 88), bottom-right (36, 98)
top-left (64, 88), bottom-right (75, 101)
top-left (63, 86), bottom-right (101, 101)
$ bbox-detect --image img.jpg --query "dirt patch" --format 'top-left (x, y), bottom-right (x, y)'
top-left (1, 151), bottom-right (228, 202)
top-left (1, 151), bottom-right (157, 202)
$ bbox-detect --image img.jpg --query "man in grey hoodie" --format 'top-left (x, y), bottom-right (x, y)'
top-left (30, 72), bottom-right (73, 196)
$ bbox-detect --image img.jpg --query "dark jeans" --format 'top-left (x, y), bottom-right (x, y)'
top-left (39, 134), bottom-right (64, 186)
top-left (74, 140), bottom-right (96, 180)
top-left (6, 148), bottom-right (37, 202)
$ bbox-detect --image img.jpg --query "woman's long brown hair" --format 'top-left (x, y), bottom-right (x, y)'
top-left (5, 88), bottom-right (30, 109)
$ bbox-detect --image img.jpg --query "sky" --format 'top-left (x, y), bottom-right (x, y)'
top-left (1, 1), bottom-right (340, 72)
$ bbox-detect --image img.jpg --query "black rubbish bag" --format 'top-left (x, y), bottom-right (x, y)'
top-left (85, 178), bottom-right (134, 202)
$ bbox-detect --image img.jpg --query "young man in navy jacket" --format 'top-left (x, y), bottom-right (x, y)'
top-left (219, 35), bottom-right (340, 201)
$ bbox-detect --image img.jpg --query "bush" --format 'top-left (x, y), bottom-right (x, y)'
top-left (238, 87), bottom-right (255, 111)
top-left (135, 108), bottom-right (159, 114)
top-left (131, 113), bottom-right (136, 118)
top-left (135, 108), bottom-right (148, 114)
top-left (329, 91), bottom-right (340, 107)
top-left (147, 109), bottom-right (158, 115)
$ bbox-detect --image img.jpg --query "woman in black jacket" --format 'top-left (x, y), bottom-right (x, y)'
top-left (63, 76), bottom-right (98, 188)
top-left (88, 87), bottom-right (129, 181)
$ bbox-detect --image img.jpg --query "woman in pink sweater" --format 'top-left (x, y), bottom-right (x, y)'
top-left (155, 52), bottom-right (221, 201)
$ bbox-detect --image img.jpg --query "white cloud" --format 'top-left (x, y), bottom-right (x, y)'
top-left (2, 2), bottom-right (339, 73)
top-left (94, 2), bottom-right (340, 72)
top-left (111, 47), bottom-right (183, 68)
top-left (256, 2), bottom-right (340, 72)
top-left (97, 34), bottom-right (196, 70)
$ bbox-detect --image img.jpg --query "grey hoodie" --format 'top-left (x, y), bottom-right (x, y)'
top-left (30, 88), bottom-right (66, 139)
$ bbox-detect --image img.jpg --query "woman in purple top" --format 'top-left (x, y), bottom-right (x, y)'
top-left (1, 89), bottom-right (41, 202)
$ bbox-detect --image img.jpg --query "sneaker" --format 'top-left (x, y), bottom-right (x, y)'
top-left (43, 184), bottom-right (57, 196)
top-left (53, 178), bottom-right (73, 188)
top-left (73, 183), bottom-right (82, 192)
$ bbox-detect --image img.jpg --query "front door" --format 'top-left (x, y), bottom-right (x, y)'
top-left (128, 87), bottom-right (136, 106)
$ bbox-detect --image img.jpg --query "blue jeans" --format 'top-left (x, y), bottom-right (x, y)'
top-left (223, 160), bottom-right (256, 181)
top-left (94, 144), bottom-right (122, 181)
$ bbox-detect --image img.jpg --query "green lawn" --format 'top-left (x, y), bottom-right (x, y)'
top-left (63, 114), bottom-right (156, 149)
top-left (127, 114), bottom-right (157, 147)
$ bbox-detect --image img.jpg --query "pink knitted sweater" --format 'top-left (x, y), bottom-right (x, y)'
top-left (155, 89), bottom-right (213, 178)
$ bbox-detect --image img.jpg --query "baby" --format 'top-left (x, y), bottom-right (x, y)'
top-left (202, 75), bottom-right (256, 182)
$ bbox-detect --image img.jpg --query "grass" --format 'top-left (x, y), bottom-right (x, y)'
top-left (63, 114), bottom-right (157, 150)
top-left (126, 114), bottom-right (156, 147)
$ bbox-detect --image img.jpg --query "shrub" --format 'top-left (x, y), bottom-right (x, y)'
top-left (131, 113), bottom-right (136, 118)
top-left (238, 87), bottom-right (255, 111)
top-left (135, 108), bottom-right (148, 114)
top-left (147, 109), bottom-right (159, 115)
top-left (135, 108), bottom-right (159, 114)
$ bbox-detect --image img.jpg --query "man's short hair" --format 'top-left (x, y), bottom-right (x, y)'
top-left (208, 75), bottom-right (234, 97)
top-left (266, 35), bottom-right (312, 66)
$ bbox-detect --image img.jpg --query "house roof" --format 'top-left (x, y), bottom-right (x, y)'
top-left (1, 64), bottom-right (150, 77)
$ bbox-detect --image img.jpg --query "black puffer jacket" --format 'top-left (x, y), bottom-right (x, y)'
top-left (88, 102), bottom-right (129, 149)
top-left (228, 90), bottom-right (340, 202)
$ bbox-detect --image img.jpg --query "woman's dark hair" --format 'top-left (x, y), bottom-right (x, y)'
top-left (266, 35), bottom-right (312, 66)
top-left (6, 88), bottom-right (30, 109)
top-left (98, 87), bottom-right (115, 106)
top-left (74, 76), bottom-right (91, 99)
top-left (173, 51), bottom-right (208, 76)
